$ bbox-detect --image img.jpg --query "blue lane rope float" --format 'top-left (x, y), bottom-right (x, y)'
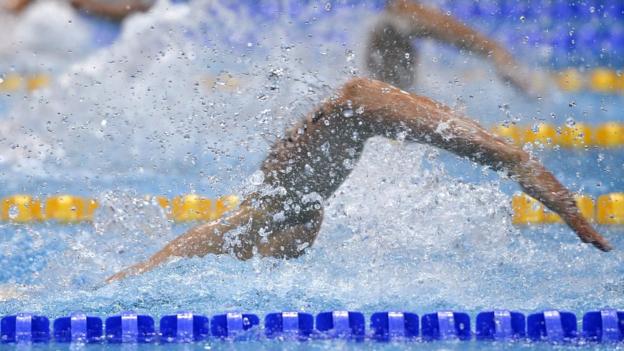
top-left (583, 309), bottom-right (624, 343)
top-left (421, 311), bottom-right (471, 341)
top-left (265, 312), bottom-right (314, 340)
top-left (53, 312), bottom-right (102, 343)
top-left (104, 311), bottom-right (156, 343)
top-left (1, 310), bottom-right (624, 344)
top-left (316, 311), bottom-right (366, 341)
top-left (210, 312), bottom-right (259, 339)
top-left (475, 310), bottom-right (525, 341)
top-left (370, 311), bottom-right (419, 341)
top-left (1, 313), bottom-right (50, 343)
top-left (160, 312), bottom-right (209, 343)
top-left (527, 310), bottom-right (578, 342)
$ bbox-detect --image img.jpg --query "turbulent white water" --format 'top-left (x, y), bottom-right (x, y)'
top-left (0, 0), bottom-right (622, 317)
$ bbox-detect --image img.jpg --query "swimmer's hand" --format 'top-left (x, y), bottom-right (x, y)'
top-left (568, 214), bottom-right (613, 252)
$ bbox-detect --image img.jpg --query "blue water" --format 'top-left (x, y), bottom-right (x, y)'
top-left (0, 0), bottom-right (623, 348)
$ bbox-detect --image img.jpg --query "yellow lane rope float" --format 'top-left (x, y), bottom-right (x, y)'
top-left (512, 193), bottom-right (624, 225)
top-left (0, 73), bottom-right (51, 92)
top-left (0, 193), bottom-right (622, 226)
top-left (3, 68), bottom-right (623, 94)
top-left (555, 68), bottom-right (624, 94)
top-left (492, 123), bottom-right (624, 148)
top-left (0, 194), bottom-right (239, 224)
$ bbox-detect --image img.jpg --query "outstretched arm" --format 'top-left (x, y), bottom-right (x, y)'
top-left (106, 208), bottom-right (252, 282)
top-left (340, 78), bottom-right (611, 251)
top-left (382, 0), bottom-right (532, 93)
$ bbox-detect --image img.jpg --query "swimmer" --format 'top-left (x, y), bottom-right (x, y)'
top-left (107, 1), bottom-right (611, 282)
top-left (107, 78), bottom-right (612, 282)
top-left (366, 0), bottom-right (534, 92)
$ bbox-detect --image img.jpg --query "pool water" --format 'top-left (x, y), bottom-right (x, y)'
top-left (0, 0), bottom-right (623, 348)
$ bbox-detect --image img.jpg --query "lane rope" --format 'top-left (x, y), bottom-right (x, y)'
top-left (0, 193), bottom-right (622, 226)
top-left (0, 309), bottom-right (621, 343)
top-left (491, 122), bottom-right (624, 148)
top-left (3, 68), bottom-right (624, 94)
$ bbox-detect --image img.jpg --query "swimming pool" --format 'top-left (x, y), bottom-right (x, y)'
top-left (0, 0), bottom-right (623, 348)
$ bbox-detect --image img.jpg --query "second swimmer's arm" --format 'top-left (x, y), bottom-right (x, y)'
top-left (387, 0), bottom-right (529, 92)
top-left (71, 0), bottom-right (151, 21)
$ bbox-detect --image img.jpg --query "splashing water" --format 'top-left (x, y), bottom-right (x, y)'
top-left (0, 0), bottom-right (622, 320)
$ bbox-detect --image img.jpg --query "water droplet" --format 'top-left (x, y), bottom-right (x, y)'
top-left (343, 109), bottom-right (353, 118)
top-left (8, 205), bottom-right (18, 219)
top-left (304, 164), bottom-right (314, 175)
top-left (100, 119), bottom-right (107, 127)
top-left (324, 2), bottom-right (332, 11)
top-left (345, 49), bottom-right (355, 62)
top-left (565, 118), bottom-right (576, 127)
top-left (320, 142), bottom-right (330, 156)
top-left (250, 171), bottom-right (265, 186)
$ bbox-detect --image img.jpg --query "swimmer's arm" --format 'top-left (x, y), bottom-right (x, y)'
top-left (70, 0), bottom-right (151, 21)
top-left (105, 211), bottom-right (246, 282)
top-left (424, 107), bottom-right (611, 251)
top-left (344, 79), bottom-right (611, 251)
top-left (388, 0), bottom-right (530, 93)
top-left (511, 158), bottom-right (612, 252)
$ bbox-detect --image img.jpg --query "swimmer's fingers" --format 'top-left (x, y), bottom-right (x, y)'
top-left (587, 233), bottom-right (613, 252)
top-left (575, 225), bottom-right (613, 252)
